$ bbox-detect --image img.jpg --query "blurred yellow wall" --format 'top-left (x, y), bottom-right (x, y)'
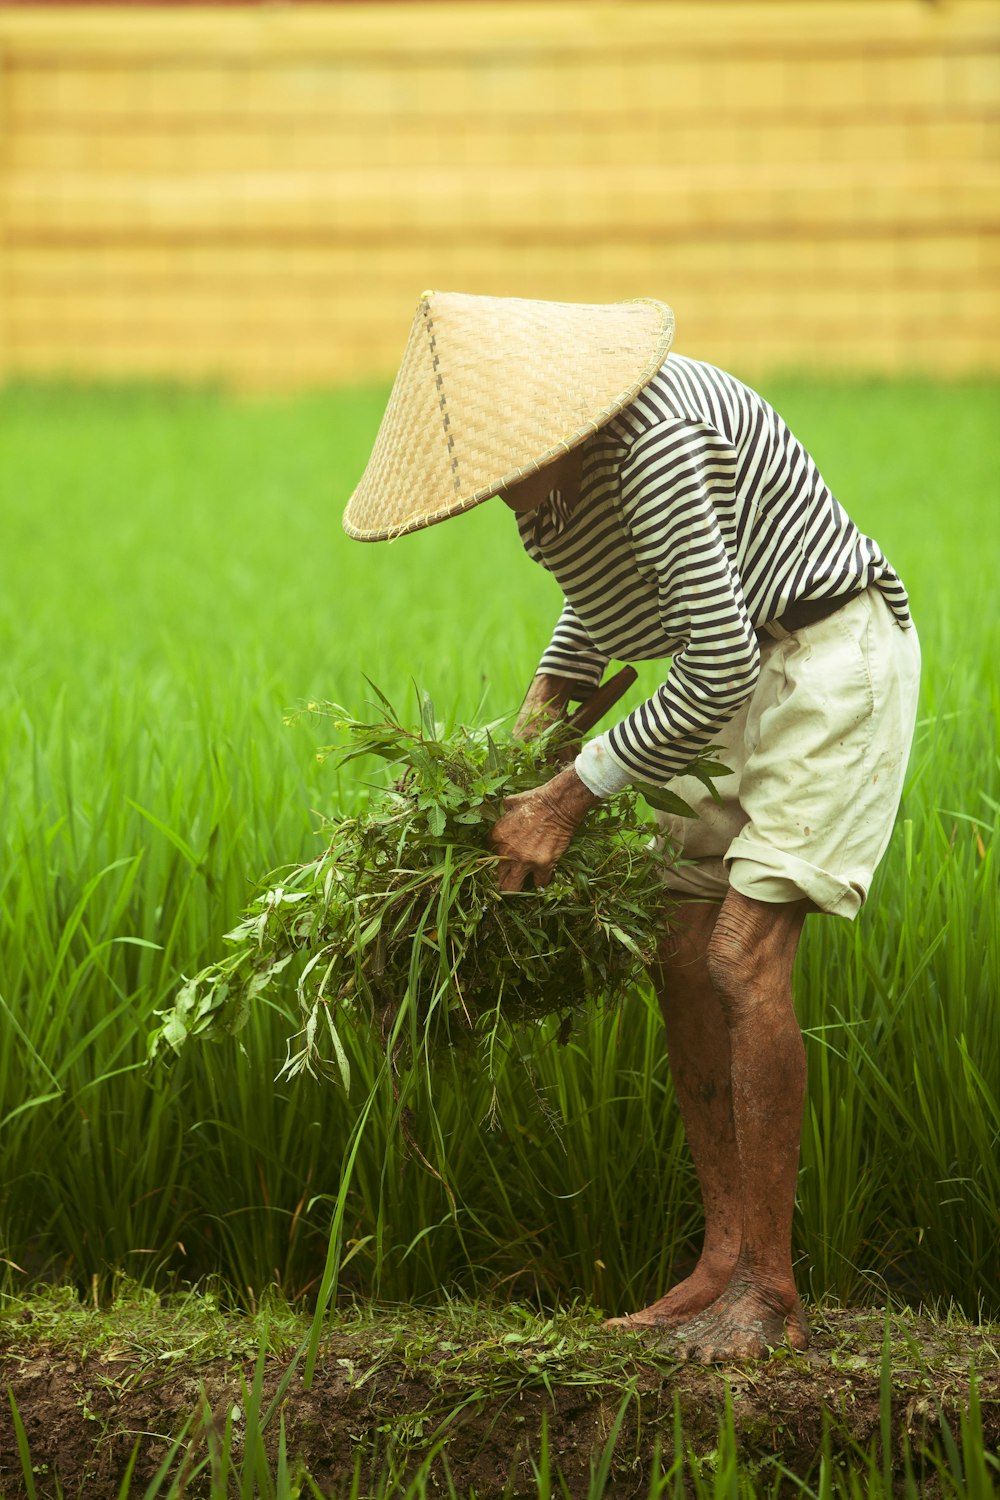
top-left (1, 1), bottom-right (997, 388)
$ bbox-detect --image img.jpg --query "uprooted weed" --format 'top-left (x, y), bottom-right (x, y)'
top-left (150, 687), bottom-right (723, 1085)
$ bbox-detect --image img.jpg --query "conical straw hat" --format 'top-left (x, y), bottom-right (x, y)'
top-left (343, 290), bottom-right (674, 542)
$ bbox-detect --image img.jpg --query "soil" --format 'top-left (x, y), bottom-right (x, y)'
top-left (0, 1297), bottom-right (997, 1498)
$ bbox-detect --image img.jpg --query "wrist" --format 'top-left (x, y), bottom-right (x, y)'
top-left (532, 672), bottom-right (587, 713)
top-left (549, 763), bottom-right (602, 819)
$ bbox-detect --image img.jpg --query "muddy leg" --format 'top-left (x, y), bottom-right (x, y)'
top-left (606, 900), bottom-right (743, 1328)
top-left (666, 889), bottom-right (811, 1361)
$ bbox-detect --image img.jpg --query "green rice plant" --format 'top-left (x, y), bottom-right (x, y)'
top-left (7, 1385), bottom-right (38, 1500)
top-left (1, 377), bottom-right (998, 1320)
top-left (792, 665), bottom-right (1000, 1310)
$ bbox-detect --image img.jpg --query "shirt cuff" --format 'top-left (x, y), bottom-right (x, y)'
top-left (575, 735), bottom-right (633, 799)
top-left (537, 646), bottom-right (608, 692)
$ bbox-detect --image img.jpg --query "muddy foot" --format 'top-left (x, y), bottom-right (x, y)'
top-left (660, 1280), bottom-right (810, 1362)
top-left (603, 1265), bottom-right (735, 1330)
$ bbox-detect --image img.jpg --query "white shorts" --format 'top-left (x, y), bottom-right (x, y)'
top-left (653, 587), bottom-right (921, 919)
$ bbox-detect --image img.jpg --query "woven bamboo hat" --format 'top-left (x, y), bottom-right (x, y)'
top-left (343, 290), bottom-right (674, 542)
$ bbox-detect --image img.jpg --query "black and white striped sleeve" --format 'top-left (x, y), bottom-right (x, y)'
top-left (536, 599), bottom-right (610, 690)
top-left (600, 422), bottom-right (761, 784)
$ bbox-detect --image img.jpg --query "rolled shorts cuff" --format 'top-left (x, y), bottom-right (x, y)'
top-left (726, 836), bottom-right (866, 919)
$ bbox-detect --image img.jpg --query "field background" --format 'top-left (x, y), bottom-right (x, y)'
top-left (1, 374), bottom-right (997, 1328)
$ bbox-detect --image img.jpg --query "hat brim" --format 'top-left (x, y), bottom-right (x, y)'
top-left (343, 293), bottom-right (674, 543)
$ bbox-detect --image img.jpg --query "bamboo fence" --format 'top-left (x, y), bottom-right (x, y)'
top-left (0, 1), bottom-right (997, 387)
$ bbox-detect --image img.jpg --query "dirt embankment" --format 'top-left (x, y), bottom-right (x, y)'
top-left (1, 1300), bottom-right (997, 1498)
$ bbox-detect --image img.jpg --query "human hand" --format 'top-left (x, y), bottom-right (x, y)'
top-left (513, 673), bottom-right (584, 741)
top-left (489, 765), bottom-right (601, 892)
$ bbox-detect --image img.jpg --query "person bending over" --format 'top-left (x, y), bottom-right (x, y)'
top-left (343, 291), bottom-right (920, 1363)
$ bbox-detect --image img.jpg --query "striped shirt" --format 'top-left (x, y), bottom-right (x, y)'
top-left (517, 355), bottom-right (912, 788)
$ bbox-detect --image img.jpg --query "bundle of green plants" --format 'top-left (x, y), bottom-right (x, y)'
top-left (150, 688), bottom-right (722, 1082)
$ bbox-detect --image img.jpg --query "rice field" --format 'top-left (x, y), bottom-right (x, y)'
top-left (0, 374), bottom-right (998, 1493)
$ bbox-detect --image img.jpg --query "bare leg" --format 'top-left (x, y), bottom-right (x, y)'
top-left (667, 889), bottom-right (811, 1360)
top-left (606, 900), bottom-right (743, 1327)
top-left (607, 889), bottom-right (812, 1359)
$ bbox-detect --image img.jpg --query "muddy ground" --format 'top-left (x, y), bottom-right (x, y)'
top-left (1, 1296), bottom-right (997, 1497)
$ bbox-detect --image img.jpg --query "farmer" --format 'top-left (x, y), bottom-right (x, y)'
top-left (344, 292), bottom-right (920, 1363)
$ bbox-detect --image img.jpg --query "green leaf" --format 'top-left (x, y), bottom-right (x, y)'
top-left (361, 675), bottom-right (399, 718)
top-left (426, 803), bottom-right (447, 836)
top-left (634, 782), bottom-right (699, 818)
top-left (684, 753), bottom-right (732, 804)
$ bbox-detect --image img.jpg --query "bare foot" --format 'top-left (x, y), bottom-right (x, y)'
top-left (661, 1278), bottom-right (810, 1362)
top-left (603, 1261), bottom-right (736, 1330)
